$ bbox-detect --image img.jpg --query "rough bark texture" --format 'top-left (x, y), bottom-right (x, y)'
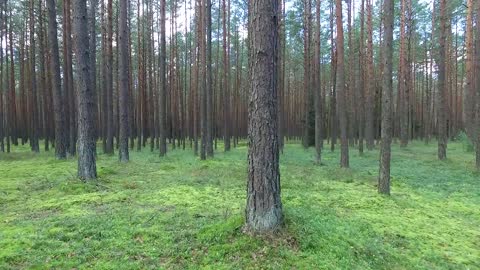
top-left (335, 0), bottom-right (349, 168)
top-left (437, 0), bottom-right (448, 160)
top-left (72, 0), bottom-right (97, 180)
top-left (118, 0), bottom-right (129, 162)
top-left (379, 0), bottom-right (394, 195)
top-left (246, 0), bottom-right (283, 232)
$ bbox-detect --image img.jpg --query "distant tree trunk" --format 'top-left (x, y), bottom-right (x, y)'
top-left (105, 0), bottom-right (114, 154)
top-left (399, 0), bottom-right (408, 147)
top-left (246, 0), bottom-right (283, 232)
top-left (64, 0), bottom-right (76, 156)
top-left (330, 0), bottom-right (337, 152)
top-left (72, 0), bottom-right (97, 180)
top-left (159, 0), bottom-right (167, 156)
top-left (358, 0), bottom-right (365, 155)
top-left (38, 0), bottom-right (47, 150)
top-left (365, 0), bottom-right (374, 150)
top-left (222, 0), bottom-right (231, 151)
top-left (118, 0), bottom-right (129, 162)
top-left (475, 0), bottom-right (480, 169)
top-left (0, 3), bottom-right (4, 152)
top-left (30, 0), bottom-right (40, 153)
top-left (89, 0), bottom-right (98, 149)
top-left (199, 0), bottom-right (207, 160)
top-left (465, 0), bottom-right (475, 142)
top-left (8, 11), bottom-right (17, 147)
top-left (335, 0), bottom-right (349, 168)
top-left (379, 0), bottom-right (394, 195)
top-left (303, 0), bottom-right (312, 149)
top-left (437, 0), bottom-right (448, 160)
top-left (206, 0), bottom-right (214, 158)
top-left (314, 0), bottom-right (322, 163)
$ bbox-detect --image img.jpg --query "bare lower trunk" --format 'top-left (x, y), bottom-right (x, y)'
top-left (246, 0), bottom-right (283, 232)
top-left (379, 0), bottom-right (394, 195)
top-left (437, 0), bottom-right (448, 160)
top-left (73, 0), bottom-right (97, 180)
top-left (118, 0), bottom-right (129, 162)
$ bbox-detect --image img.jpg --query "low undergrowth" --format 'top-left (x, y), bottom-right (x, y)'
top-left (0, 141), bottom-right (478, 269)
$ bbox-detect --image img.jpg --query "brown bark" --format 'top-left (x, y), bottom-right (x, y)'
top-left (30, 0), bottom-right (40, 152)
top-left (437, 0), bottom-right (448, 160)
top-left (72, 0), bottom-right (97, 180)
top-left (159, 0), bottom-right (167, 156)
top-left (314, 0), bottom-right (322, 163)
top-left (379, 0), bottom-right (394, 195)
top-left (105, 0), bottom-right (114, 154)
top-left (118, 0), bottom-right (129, 162)
top-left (246, 0), bottom-right (283, 232)
top-left (335, 0), bottom-right (349, 168)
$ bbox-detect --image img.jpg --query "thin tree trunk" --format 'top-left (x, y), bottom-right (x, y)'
top-left (118, 0), bottom-right (129, 162)
top-left (437, 0), bottom-right (448, 160)
top-left (30, 0), bottom-right (40, 153)
top-left (335, 0), bottom-right (349, 168)
top-left (379, 0), bottom-right (394, 195)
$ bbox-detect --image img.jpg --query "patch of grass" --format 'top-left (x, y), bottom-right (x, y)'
top-left (0, 141), bottom-right (479, 269)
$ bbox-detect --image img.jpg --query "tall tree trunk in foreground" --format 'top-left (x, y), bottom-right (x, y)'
top-left (437, 0), bottom-right (448, 160)
top-left (335, 0), bottom-right (349, 168)
top-left (379, 0), bottom-right (394, 195)
top-left (118, 0), bottom-right (129, 162)
top-left (246, 0), bottom-right (283, 232)
top-left (72, 0), bottom-right (97, 180)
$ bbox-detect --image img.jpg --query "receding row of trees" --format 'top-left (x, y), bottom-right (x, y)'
top-left (0, 0), bottom-right (479, 231)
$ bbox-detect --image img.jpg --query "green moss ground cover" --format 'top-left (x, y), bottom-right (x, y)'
top-left (0, 141), bottom-right (479, 269)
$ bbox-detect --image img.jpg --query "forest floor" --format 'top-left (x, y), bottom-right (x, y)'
top-left (0, 140), bottom-right (479, 269)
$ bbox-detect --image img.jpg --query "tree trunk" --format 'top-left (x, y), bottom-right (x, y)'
top-left (365, 0), bottom-right (374, 150)
top-left (379, 0), bottom-right (394, 195)
top-left (30, 0), bottom-right (40, 152)
top-left (437, 0), bottom-right (448, 160)
top-left (314, 0), bottom-right (322, 163)
top-left (206, 0), bottom-right (214, 158)
top-left (118, 0), bottom-right (129, 162)
top-left (246, 0), bottom-right (283, 232)
top-left (335, 0), bottom-right (349, 168)
top-left (72, 0), bottom-right (97, 180)
top-left (475, 0), bottom-right (480, 169)
top-left (105, 0), bottom-right (114, 154)
top-left (159, 0), bottom-right (167, 156)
